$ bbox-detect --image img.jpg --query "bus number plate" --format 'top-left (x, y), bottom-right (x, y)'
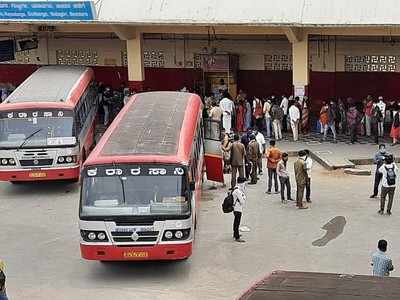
top-left (29, 172), bottom-right (47, 178)
top-left (123, 251), bottom-right (148, 258)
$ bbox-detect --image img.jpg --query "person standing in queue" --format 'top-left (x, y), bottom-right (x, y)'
top-left (304, 149), bottom-right (313, 203)
top-left (294, 150), bottom-right (309, 209)
top-left (247, 134), bottom-right (260, 185)
top-left (370, 144), bottom-right (388, 199)
top-left (371, 99), bottom-right (382, 145)
top-left (378, 154), bottom-right (398, 215)
top-left (233, 177), bottom-right (247, 243)
top-left (265, 140), bottom-right (282, 194)
top-left (255, 130), bottom-right (266, 175)
top-left (289, 99), bottom-right (301, 141)
top-left (219, 91), bottom-right (234, 133)
top-left (230, 134), bottom-right (246, 190)
top-left (276, 152), bottom-right (293, 203)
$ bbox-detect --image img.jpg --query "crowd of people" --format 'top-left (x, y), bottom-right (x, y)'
top-left (222, 131), bottom-right (315, 243)
top-left (204, 83), bottom-right (400, 145)
top-left (223, 132), bottom-right (397, 277)
top-left (96, 82), bottom-right (136, 126)
top-left (317, 95), bottom-right (400, 145)
top-left (205, 88), bottom-right (308, 143)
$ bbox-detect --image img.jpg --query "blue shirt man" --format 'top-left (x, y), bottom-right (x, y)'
top-left (371, 239), bottom-right (394, 277)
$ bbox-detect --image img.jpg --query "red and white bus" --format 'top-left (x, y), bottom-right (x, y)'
top-left (79, 91), bottom-right (206, 261)
top-left (0, 66), bottom-right (98, 182)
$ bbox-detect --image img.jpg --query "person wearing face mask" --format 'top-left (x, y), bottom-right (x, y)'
top-left (232, 177), bottom-right (247, 243)
top-left (370, 144), bottom-right (388, 199)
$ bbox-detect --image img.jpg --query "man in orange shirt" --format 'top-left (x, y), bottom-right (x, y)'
top-left (265, 140), bottom-right (282, 194)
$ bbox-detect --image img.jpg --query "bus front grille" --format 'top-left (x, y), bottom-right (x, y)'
top-left (111, 231), bottom-right (159, 243)
top-left (19, 159), bottom-right (54, 166)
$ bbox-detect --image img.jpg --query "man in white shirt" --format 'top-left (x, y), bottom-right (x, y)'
top-left (289, 100), bottom-right (300, 141)
top-left (232, 177), bottom-right (247, 243)
top-left (255, 130), bottom-right (266, 175)
top-left (304, 149), bottom-right (313, 203)
top-left (378, 154), bottom-right (397, 215)
top-left (280, 95), bottom-right (289, 132)
top-left (263, 98), bottom-right (272, 138)
top-left (219, 93), bottom-right (234, 133)
top-left (377, 96), bottom-right (386, 137)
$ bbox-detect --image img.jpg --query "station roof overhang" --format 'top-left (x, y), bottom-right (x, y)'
top-left (2, 0), bottom-right (400, 40)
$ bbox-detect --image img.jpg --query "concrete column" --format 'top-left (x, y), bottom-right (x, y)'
top-left (292, 38), bottom-right (309, 97)
top-left (127, 33), bottom-right (145, 91)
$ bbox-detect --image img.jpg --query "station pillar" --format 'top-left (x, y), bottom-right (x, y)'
top-left (127, 33), bottom-right (145, 91)
top-left (291, 36), bottom-right (309, 98)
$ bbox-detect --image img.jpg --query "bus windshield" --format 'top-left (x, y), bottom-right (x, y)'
top-left (80, 164), bottom-right (190, 218)
top-left (0, 109), bottom-right (74, 148)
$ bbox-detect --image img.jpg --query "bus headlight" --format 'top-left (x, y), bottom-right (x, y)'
top-left (162, 229), bottom-right (191, 241)
top-left (57, 155), bottom-right (77, 164)
top-left (175, 231), bottom-right (183, 239)
top-left (88, 232), bottom-right (96, 240)
top-left (8, 158), bottom-right (15, 165)
top-left (1, 158), bottom-right (8, 165)
top-left (80, 230), bottom-right (109, 242)
top-left (97, 232), bottom-right (106, 240)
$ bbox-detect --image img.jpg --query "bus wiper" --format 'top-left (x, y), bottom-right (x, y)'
top-left (17, 128), bottom-right (43, 150)
top-left (113, 161), bottom-right (126, 205)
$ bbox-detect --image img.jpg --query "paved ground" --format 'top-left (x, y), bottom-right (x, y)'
top-left (1, 144), bottom-right (400, 299)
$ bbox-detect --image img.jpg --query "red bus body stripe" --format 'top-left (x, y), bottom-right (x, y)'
top-left (80, 243), bottom-right (192, 261)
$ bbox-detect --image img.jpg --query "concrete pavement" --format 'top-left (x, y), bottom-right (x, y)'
top-left (0, 147), bottom-right (399, 299)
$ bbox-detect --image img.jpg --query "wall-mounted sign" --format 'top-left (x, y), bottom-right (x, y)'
top-left (0, 1), bottom-right (95, 21)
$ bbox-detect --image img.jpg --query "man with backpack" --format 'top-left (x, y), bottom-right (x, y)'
top-left (370, 144), bottom-right (388, 199)
top-left (271, 100), bottom-right (284, 140)
top-left (232, 177), bottom-right (247, 243)
top-left (378, 154), bottom-right (398, 215)
top-left (222, 176), bottom-right (246, 243)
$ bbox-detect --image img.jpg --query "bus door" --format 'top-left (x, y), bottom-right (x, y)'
top-left (203, 119), bottom-right (224, 183)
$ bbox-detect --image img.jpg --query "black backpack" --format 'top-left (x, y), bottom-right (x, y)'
top-left (222, 188), bottom-right (238, 213)
top-left (385, 166), bottom-right (396, 186)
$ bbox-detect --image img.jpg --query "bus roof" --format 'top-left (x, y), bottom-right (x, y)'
top-left (239, 271), bottom-right (400, 300)
top-left (86, 92), bottom-right (202, 166)
top-left (3, 66), bottom-right (93, 107)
